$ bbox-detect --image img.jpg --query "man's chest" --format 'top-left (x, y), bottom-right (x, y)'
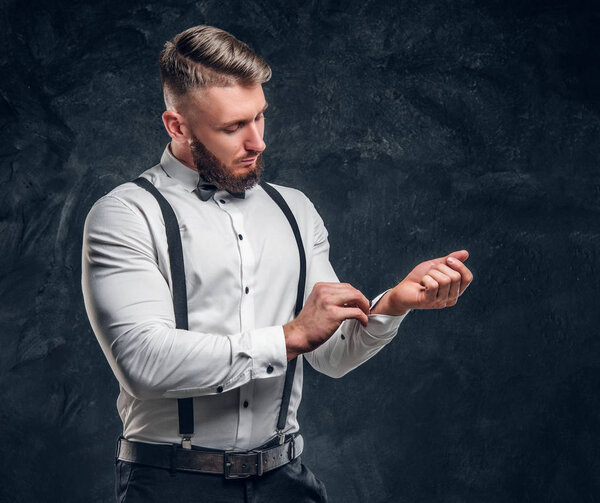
top-left (151, 193), bottom-right (304, 333)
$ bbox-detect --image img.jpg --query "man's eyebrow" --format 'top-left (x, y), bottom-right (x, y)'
top-left (218, 103), bottom-right (269, 128)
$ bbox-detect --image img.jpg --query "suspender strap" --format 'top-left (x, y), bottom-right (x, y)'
top-left (132, 178), bottom-right (194, 441)
top-left (260, 183), bottom-right (307, 318)
top-left (260, 182), bottom-right (306, 436)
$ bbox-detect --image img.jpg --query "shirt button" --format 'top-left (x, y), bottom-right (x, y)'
top-left (245, 286), bottom-right (250, 294)
top-left (217, 386), bottom-right (224, 393)
top-left (341, 333), bottom-right (346, 340)
top-left (243, 400), bottom-right (249, 408)
top-left (219, 199), bottom-right (226, 204)
top-left (266, 365), bottom-right (274, 374)
top-left (238, 234), bottom-right (243, 240)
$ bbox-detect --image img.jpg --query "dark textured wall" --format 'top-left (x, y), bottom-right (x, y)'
top-left (1, 0), bottom-right (599, 501)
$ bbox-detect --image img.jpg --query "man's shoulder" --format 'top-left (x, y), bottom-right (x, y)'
top-left (96, 165), bottom-right (163, 202)
top-left (87, 164), bottom-right (165, 218)
top-left (258, 181), bottom-right (325, 231)
top-left (259, 181), bottom-right (313, 209)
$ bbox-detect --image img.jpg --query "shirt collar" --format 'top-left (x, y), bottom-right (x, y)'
top-left (160, 144), bottom-right (201, 192)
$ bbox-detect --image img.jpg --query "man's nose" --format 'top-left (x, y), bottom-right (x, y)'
top-left (244, 123), bottom-right (266, 153)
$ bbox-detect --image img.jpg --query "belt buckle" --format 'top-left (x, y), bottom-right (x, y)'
top-left (223, 450), bottom-right (263, 479)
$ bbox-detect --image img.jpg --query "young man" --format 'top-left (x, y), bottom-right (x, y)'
top-left (82, 25), bottom-right (473, 502)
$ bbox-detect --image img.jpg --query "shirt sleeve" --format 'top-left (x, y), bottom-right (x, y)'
top-left (301, 199), bottom-right (408, 378)
top-left (81, 194), bottom-right (287, 401)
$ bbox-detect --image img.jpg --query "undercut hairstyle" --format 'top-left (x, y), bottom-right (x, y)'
top-left (158, 25), bottom-right (272, 109)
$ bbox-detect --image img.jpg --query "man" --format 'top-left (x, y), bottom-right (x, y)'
top-left (82, 25), bottom-right (473, 502)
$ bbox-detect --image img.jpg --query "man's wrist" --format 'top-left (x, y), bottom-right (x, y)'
top-left (369, 291), bottom-right (409, 316)
top-left (283, 320), bottom-right (304, 361)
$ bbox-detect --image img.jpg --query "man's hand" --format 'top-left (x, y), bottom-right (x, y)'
top-left (371, 250), bottom-right (473, 316)
top-left (283, 282), bottom-right (371, 361)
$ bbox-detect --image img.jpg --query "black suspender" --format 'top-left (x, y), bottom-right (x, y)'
top-left (132, 177), bottom-right (194, 446)
top-left (132, 177), bottom-right (306, 448)
top-left (260, 181), bottom-right (306, 441)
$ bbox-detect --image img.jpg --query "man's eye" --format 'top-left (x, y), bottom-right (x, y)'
top-left (224, 123), bottom-right (244, 134)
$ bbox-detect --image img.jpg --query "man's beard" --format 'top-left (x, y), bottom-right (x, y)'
top-left (190, 137), bottom-right (263, 193)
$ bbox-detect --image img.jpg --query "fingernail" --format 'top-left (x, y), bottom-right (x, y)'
top-left (447, 257), bottom-right (455, 264)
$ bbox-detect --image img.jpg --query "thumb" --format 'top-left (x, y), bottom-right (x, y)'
top-left (420, 249), bottom-right (469, 272)
top-left (427, 250), bottom-right (469, 268)
top-left (446, 249), bottom-right (469, 263)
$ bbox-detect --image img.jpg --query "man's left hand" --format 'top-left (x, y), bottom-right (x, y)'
top-left (370, 250), bottom-right (473, 316)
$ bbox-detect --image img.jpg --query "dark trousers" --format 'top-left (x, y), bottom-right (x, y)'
top-left (115, 457), bottom-right (328, 503)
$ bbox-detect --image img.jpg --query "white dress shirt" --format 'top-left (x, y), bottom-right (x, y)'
top-left (81, 145), bottom-right (406, 451)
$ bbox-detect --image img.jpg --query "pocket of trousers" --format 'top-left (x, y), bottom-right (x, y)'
top-left (115, 460), bottom-right (134, 503)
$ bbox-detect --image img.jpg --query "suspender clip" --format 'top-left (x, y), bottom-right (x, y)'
top-left (181, 435), bottom-right (192, 450)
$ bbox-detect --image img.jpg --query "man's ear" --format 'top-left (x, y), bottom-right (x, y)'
top-left (162, 110), bottom-right (189, 144)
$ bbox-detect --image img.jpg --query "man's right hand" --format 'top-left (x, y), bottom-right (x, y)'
top-left (283, 282), bottom-right (371, 361)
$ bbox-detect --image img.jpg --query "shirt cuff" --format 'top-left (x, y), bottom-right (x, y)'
top-left (250, 325), bottom-right (287, 379)
top-left (364, 313), bottom-right (406, 338)
top-left (365, 289), bottom-right (409, 338)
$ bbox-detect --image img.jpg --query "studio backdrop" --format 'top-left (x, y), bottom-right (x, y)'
top-left (1, 0), bottom-right (599, 502)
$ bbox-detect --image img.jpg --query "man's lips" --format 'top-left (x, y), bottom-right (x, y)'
top-left (239, 156), bottom-right (258, 164)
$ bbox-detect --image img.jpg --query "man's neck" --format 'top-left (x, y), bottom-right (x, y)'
top-left (169, 141), bottom-right (196, 171)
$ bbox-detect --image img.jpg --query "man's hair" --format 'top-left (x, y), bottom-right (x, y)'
top-left (158, 25), bottom-right (271, 109)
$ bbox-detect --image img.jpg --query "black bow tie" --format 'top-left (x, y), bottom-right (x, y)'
top-left (196, 182), bottom-right (245, 202)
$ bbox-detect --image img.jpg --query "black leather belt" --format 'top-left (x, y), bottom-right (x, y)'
top-left (116, 435), bottom-right (300, 479)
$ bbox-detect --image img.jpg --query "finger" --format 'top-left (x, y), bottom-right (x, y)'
top-left (434, 263), bottom-right (461, 300)
top-left (420, 274), bottom-right (438, 304)
top-left (334, 306), bottom-right (369, 327)
top-left (427, 269), bottom-right (451, 301)
top-left (328, 283), bottom-right (371, 315)
top-left (313, 283), bottom-right (370, 315)
top-left (446, 257), bottom-right (474, 295)
top-left (427, 249), bottom-right (469, 268)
